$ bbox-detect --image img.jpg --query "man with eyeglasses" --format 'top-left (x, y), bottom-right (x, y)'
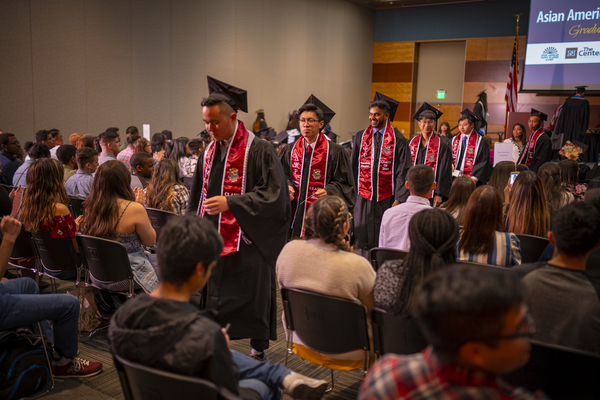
top-left (0, 133), bottom-right (24, 185)
top-left (518, 109), bottom-right (552, 173)
top-left (280, 95), bottom-right (355, 238)
top-left (360, 265), bottom-right (548, 400)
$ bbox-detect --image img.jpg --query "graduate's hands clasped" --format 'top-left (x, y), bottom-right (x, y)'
top-left (205, 196), bottom-right (230, 215)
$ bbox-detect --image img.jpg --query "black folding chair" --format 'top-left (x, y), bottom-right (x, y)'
top-left (585, 249), bottom-right (600, 280)
top-left (369, 247), bottom-right (408, 272)
top-left (502, 340), bottom-right (600, 400)
top-left (68, 196), bottom-right (85, 219)
top-left (145, 208), bottom-right (178, 241)
top-left (114, 354), bottom-right (241, 400)
top-left (30, 231), bottom-right (81, 291)
top-left (2, 229), bottom-right (39, 283)
top-left (280, 287), bottom-right (370, 390)
top-left (371, 308), bottom-right (428, 357)
top-left (515, 234), bottom-right (550, 263)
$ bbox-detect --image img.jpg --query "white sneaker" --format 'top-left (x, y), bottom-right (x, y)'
top-left (283, 372), bottom-right (328, 400)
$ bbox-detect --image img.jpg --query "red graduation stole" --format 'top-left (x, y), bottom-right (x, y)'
top-left (358, 121), bottom-right (395, 202)
top-left (409, 133), bottom-right (440, 199)
top-left (291, 133), bottom-right (328, 236)
top-left (451, 129), bottom-right (480, 177)
top-left (518, 128), bottom-right (544, 166)
top-left (198, 121), bottom-right (254, 256)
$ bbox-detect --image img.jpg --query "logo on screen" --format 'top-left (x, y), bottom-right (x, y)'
top-left (565, 48), bottom-right (578, 59)
top-left (541, 47), bottom-right (559, 61)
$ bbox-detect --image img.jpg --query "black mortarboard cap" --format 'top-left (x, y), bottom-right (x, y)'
top-left (274, 130), bottom-right (288, 143)
top-left (460, 108), bottom-right (479, 123)
top-left (412, 102), bottom-right (443, 121)
top-left (477, 89), bottom-right (487, 98)
top-left (372, 92), bottom-right (400, 121)
top-left (298, 95), bottom-right (335, 126)
top-left (576, 85), bottom-right (588, 93)
top-left (206, 76), bottom-right (248, 113)
top-left (530, 108), bottom-right (548, 122)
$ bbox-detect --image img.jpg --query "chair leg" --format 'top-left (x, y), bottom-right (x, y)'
top-left (285, 333), bottom-right (293, 367)
top-left (325, 369), bottom-right (334, 393)
top-left (28, 322), bottom-right (55, 399)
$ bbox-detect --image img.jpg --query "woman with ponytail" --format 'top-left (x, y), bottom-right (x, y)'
top-left (276, 195), bottom-right (375, 370)
top-left (374, 208), bottom-right (459, 316)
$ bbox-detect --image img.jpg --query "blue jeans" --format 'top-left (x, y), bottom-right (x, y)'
top-left (231, 350), bottom-right (290, 400)
top-left (0, 277), bottom-right (80, 359)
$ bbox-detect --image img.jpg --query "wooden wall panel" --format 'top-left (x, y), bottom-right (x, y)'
top-left (371, 83), bottom-right (412, 103)
top-left (466, 38), bottom-right (488, 61)
top-left (391, 121), bottom-right (410, 137)
top-left (373, 42), bottom-right (415, 63)
top-left (372, 63), bottom-right (412, 82)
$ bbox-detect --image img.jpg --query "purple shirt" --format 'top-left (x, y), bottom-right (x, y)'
top-left (379, 195), bottom-right (431, 250)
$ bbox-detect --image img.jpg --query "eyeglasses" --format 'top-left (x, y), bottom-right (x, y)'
top-left (478, 312), bottom-right (536, 342)
top-left (298, 118), bottom-right (320, 125)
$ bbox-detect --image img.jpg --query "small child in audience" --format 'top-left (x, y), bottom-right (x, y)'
top-left (182, 138), bottom-right (203, 178)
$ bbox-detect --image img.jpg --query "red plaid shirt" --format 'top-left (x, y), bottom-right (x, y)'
top-left (359, 347), bottom-right (549, 400)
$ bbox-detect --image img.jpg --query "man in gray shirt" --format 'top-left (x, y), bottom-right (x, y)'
top-left (98, 130), bottom-right (121, 165)
top-left (513, 202), bottom-right (600, 354)
top-left (65, 147), bottom-right (98, 198)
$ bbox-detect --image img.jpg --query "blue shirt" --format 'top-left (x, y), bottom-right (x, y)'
top-left (65, 170), bottom-right (94, 198)
top-left (0, 151), bottom-right (23, 186)
top-left (12, 159), bottom-right (33, 187)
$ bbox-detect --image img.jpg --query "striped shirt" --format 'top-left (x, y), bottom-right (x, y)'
top-left (458, 231), bottom-right (521, 267)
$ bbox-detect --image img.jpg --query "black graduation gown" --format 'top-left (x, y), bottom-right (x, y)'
top-left (555, 96), bottom-right (590, 146)
top-left (453, 134), bottom-right (490, 184)
top-left (414, 136), bottom-right (453, 199)
top-left (351, 127), bottom-right (411, 251)
top-left (473, 100), bottom-right (488, 133)
top-left (280, 138), bottom-right (355, 238)
top-left (187, 136), bottom-right (291, 341)
top-left (519, 132), bottom-right (552, 173)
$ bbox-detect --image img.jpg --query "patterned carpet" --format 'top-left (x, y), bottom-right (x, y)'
top-left (35, 276), bottom-right (365, 400)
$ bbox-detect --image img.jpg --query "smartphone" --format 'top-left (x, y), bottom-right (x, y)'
top-left (509, 171), bottom-right (519, 185)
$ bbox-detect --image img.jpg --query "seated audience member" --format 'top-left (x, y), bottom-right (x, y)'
top-left (144, 159), bottom-right (189, 216)
top-left (13, 143), bottom-right (50, 187)
top-left (458, 186), bottom-right (521, 267)
top-left (56, 144), bottom-right (78, 182)
top-left (31, 130), bottom-right (57, 160)
top-left (360, 265), bottom-right (547, 400)
top-left (168, 137), bottom-right (190, 176)
top-left (585, 188), bottom-right (600, 212)
top-left (65, 147), bottom-right (98, 198)
top-left (440, 176), bottom-right (475, 225)
top-left (513, 202), bottom-right (600, 354)
top-left (375, 208), bottom-right (459, 315)
top-left (0, 133), bottom-right (24, 185)
top-left (516, 164), bottom-right (529, 172)
top-left (277, 196), bottom-right (375, 369)
top-left (120, 126), bottom-right (139, 152)
top-left (182, 138), bottom-right (203, 178)
top-left (69, 133), bottom-right (82, 146)
top-left (379, 165), bottom-right (436, 250)
top-left (98, 130), bottom-right (121, 165)
top-left (116, 133), bottom-right (140, 167)
top-left (79, 161), bottom-right (158, 293)
top-left (109, 215), bottom-right (328, 400)
top-left (48, 129), bottom-right (63, 157)
top-left (76, 134), bottom-right (96, 150)
top-left (150, 132), bottom-right (167, 155)
top-left (538, 162), bottom-right (573, 214)
top-left (0, 216), bottom-right (102, 377)
top-left (18, 159), bottom-right (78, 279)
top-left (487, 161), bottom-right (515, 196)
top-left (504, 171), bottom-right (550, 237)
top-left (132, 137), bottom-right (150, 154)
top-left (129, 152), bottom-right (154, 190)
top-left (588, 178), bottom-right (600, 190)
top-left (558, 159), bottom-right (586, 200)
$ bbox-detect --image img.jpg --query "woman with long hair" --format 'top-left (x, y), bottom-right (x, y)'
top-left (78, 160), bottom-right (158, 293)
top-left (145, 159), bottom-right (189, 215)
top-left (277, 196), bottom-right (375, 369)
top-left (488, 161), bottom-right (516, 196)
top-left (538, 162), bottom-right (573, 213)
top-left (150, 133), bottom-right (167, 154)
top-left (168, 137), bottom-right (190, 175)
top-left (440, 175), bottom-right (475, 225)
top-left (18, 158), bottom-right (77, 279)
top-left (504, 123), bottom-right (526, 163)
top-left (458, 186), bottom-right (521, 266)
top-left (505, 171), bottom-right (551, 237)
top-left (558, 159), bottom-right (586, 200)
top-left (374, 208), bottom-right (459, 316)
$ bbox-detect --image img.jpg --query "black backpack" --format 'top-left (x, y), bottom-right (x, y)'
top-left (0, 328), bottom-right (51, 400)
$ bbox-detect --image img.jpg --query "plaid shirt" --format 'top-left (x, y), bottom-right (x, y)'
top-left (171, 183), bottom-right (189, 216)
top-left (359, 347), bottom-right (549, 400)
top-left (117, 146), bottom-right (135, 167)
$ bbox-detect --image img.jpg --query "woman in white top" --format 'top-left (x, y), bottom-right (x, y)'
top-left (276, 196), bottom-right (375, 371)
top-left (503, 123), bottom-right (526, 163)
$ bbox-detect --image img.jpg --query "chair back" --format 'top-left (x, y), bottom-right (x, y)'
top-left (182, 177), bottom-right (194, 191)
top-left (5, 229), bottom-right (35, 259)
top-left (453, 261), bottom-right (510, 272)
top-left (280, 287), bottom-right (369, 354)
top-left (369, 247), bottom-right (408, 272)
top-left (68, 196), bottom-right (85, 219)
top-left (502, 340), bottom-right (600, 400)
top-left (145, 208), bottom-right (178, 241)
top-left (77, 234), bottom-right (133, 283)
top-left (113, 355), bottom-right (228, 400)
top-left (585, 249), bottom-right (600, 280)
top-left (515, 234), bottom-right (549, 263)
top-left (30, 231), bottom-right (79, 274)
top-left (371, 308), bottom-right (428, 356)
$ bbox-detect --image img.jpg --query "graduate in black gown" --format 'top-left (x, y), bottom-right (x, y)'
top-left (450, 109), bottom-right (489, 184)
top-left (555, 85), bottom-right (590, 147)
top-left (473, 90), bottom-right (488, 135)
top-left (351, 92), bottom-right (411, 257)
top-left (187, 76), bottom-right (290, 360)
top-left (280, 95), bottom-right (355, 238)
top-left (409, 103), bottom-right (453, 205)
top-left (518, 109), bottom-right (552, 173)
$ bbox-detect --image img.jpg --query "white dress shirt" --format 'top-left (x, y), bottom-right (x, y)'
top-left (378, 195), bottom-right (432, 250)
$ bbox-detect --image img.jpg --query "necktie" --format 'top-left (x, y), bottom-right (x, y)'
top-left (375, 130), bottom-right (382, 151)
top-left (462, 135), bottom-right (467, 149)
top-left (306, 144), bottom-right (313, 159)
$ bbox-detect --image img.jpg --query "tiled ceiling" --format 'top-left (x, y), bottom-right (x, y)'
top-left (346, 0), bottom-right (489, 10)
